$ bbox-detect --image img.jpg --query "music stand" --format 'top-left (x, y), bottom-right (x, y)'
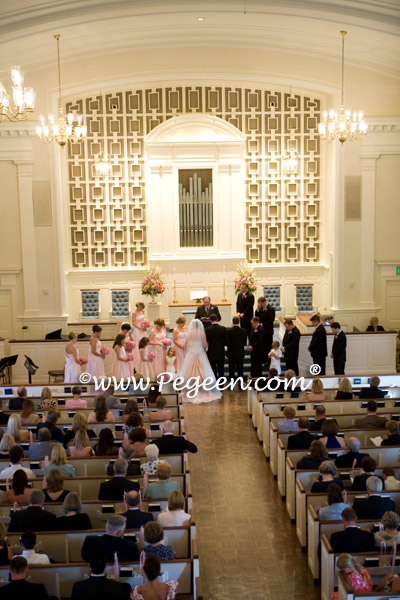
top-left (0, 355), bottom-right (18, 385)
top-left (24, 355), bottom-right (39, 384)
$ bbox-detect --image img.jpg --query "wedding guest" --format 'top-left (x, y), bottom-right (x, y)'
top-left (158, 491), bottom-right (191, 527)
top-left (306, 378), bottom-right (329, 403)
top-left (132, 555), bottom-right (178, 600)
top-left (122, 411), bottom-right (144, 437)
top-left (248, 317), bottom-right (264, 377)
top-left (137, 337), bottom-right (155, 380)
top-left (121, 398), bottom-right (140, 423)
top-left (172, 316), bottom-right (187, 373)
top-left (8, 490), bottom-right (56, 533)
top-left (113, 333), bottom-right (131, 381)
top-left (310, 461), bottom-right (344, 492)
top-left (54, 492), bottom-right (92, 530)
top-left (335, 437), bottom-right (368, 468)
top-left (9, 387), bottom-right (27, 411)
top-left (149, 319), bottom-right (168, 376)
top-left (122, 490), bottom-right (154, 528)
top-left (19, 399), bottom-right (39, 426)
top-left (381, 420), bottom-right (400, 446)
top-left (359, 376), bottom-right (387, 399)
top-left (351, 457), bottom-right (383, 491)
top-left (226, 316), bottom-right (247, 381)
top-left (320, 419), bottom-right (345, 448)
top-left (330, 508), bottom-right (375, 553)
top-left (62, 412), bottom-right (96, 447)
top-left (255, 296), bottom-right (275, 363)
top-left (330, 321), bottom-right (347, 375)
top-left (366, 316), bottom-right (385, 332)
top-left (334, 377), bottom-right (354, 400)
top-left (68, 429), bottom-right (94, 458)
top-left (282, 319), bottom-right (301, 375)
top-left (318, 483), bottom-right (350, 520)
top-left (37, 387), bottom-right (58, 411)
top-left (308, 314), bottom-right (327, 376)
top-left (140, 444), bottom-right (167, 475)
top-left (43, 468), bottom-right (70, 503)
top-left (382, 467), bottom-right (400, 490)
top-left (94, 428), bottom-right (119, 456)
top-left (29, 428), bottom-right (60, 458)
top-left (309, 405), bottom-right (331, 432)
top-left (7, 414), bottom-right (29, 442)
top-left (88, 396), bottom-right (116, 423)
top-left (65, 386), bottom-right (87, 410)
top-left (141, 522), bottom-right (175, 560)
top-left (374, 511), bottom-right (400, 548)
top-left (335, 554), bottom-right (372, 594)
top-left (355, 400), bottom-right (388, 428)
top-left (144, 463), bottom-right (179, 499)
top-left (296, 440), bottom-right (329, 469)
top-left (37, 410), bottom-right (63, 442)
top-left (128, 427), bottom-right (148, 456)
top-left (44, 445), bottom-right (75, 478)
top-left (236, 283), bottom-right (254, 334)
top-left (107, 445), bottom-right (141, 477)
top-left (98, 458), bottom-right (139, 500)
top-left (352, 477), bottom-right (395, 519)
top-left (64, 332), bottom-right (82, 384)
top-left (0, 435), bottom-right (15, 459)
top-left (132, 301), bottom-right (147, 363)
top-left (1, 555), bottom-right (51, 597)
top-left (165, 347), bottom-right (177, 376)
top-left (276, 406), bottom-right (298, 433)
top-left (148, 396), bottom-right (173, 422)
top-left (287, 418), bottom-right (316, 450)
top-left (86, 324), bottom-right (105, 381)
top-left (0, 399), bottom-right (9, 425)
top-left (81, 515), bottom-right (138, 562)
top-left (71, 551), bottom-right (130, 599)
top-left (194, 296), bottom-right (221, 329)
top-left (5, 470), bottom-right (31, 504)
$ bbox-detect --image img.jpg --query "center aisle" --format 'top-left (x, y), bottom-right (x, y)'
top-left (183, 391), bottom-right (321, 600)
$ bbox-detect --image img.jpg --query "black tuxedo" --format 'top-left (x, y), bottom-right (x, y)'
top-left (71, 575), bottom-right (131, 600)
top-left (81, 533), bottom-right (139, 562)
top-left (330, 526), bottom-right (375, 553)
top-left (287, 430), bottom-right (317, 450)
top-left (255, 304), bottom-right (276, 360)
top-left (308, 324), bottom-right (327, 375)
top-left (98, 476), bottom-right (140, 501)
top-left (122, 508), bottom-right (154, 529)
top-left (205, 323), bottom-right (228, 378)
top-left (353, 495), bottom-right (396, 520)
top-left (154, 433), bottom-right (197, 454)
top-left (226, 325), bottom-right (247, 379)
top-left (332, 330), bottom-right (347, 374)
top-left (0, 579), bottom-right (50, 600)
top-left (8, 505), bottom-right (56, 532)
top-left (236, 292), bottom-right (254, 334)
top-left (194, 304), bottom-right (221, 328)
top-left (282, 326), bottom-right (301, 375)
top-left (248, 326), bottom-right (264, 377)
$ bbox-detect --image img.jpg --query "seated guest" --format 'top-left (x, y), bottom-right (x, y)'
top-left (144, 463), bottom-right (179, 499)
top-left (62, 412), bottom-right (96, 447)
top-left (146, 383), bottom-right (161, 407)
top-left (310, 461), bottom-right (344, 492)
top-left (122, 490), bottom-right (154, 529)
top-left (0, 445), bottom-right (36, 480)
top-left (43, 469), bottom-right (70, 502)
top-left (353, 476), bottom-right (395, 519)
top-left (359, 376), bottom-right (387, 399)
top-left (355, 400), bottom-right (388, 428)
top-left (98, 458), bottom-right (140, 500)
top-left (44, 445), bottom-right (75, 478)
top-left (141, 521), bottom-right (175, 560)
top-left (382, 466), bottom-right (400, 490)
top-left (154, 420), bottom-right (198, 454)
top-left (296, 440), bottom-right (329, 470)
top-left (88, 395), bottom-right (116, 424)
top-left (0, 523), bottom-right (11, 565)
top-left (374, 511), bottom-right (400, 548)
top-left (81, 515), bottom-right (139, 562)
top-left (277, 369), bottom-right (300, 397)
top-left (330, 507), bottom-right (375, 553)
top-left (29, 428), bottom-right (60, 458)
top-left (1, 555), bottom-right (51, 599)
top-left (9, 387), bottom-right (27, 411)
top-left (276, 406), bottom-right (299, 433)
top-left (20, 399), bottom-right (39, 426)
top-left (128, 427), bottom-right (148, 456)
top-left (20, 531), bottom-right (50, 564)
top-left (107, 445), bottom-right (141, 477)
top-left (122, 411), bottom-right (144, 436)
top-left (68, 429), bottom-right (94, 458)
top-left (287, 417), bottom-right (316, 450)
top-left (0, 434), bottom-right (15, 459)
top-left (381, 420), bottom-right (400, 446)
top-left (103, 384), bottom-right (124, 411)
top-left (351, 457), bottom-right (383, 491)
top-left (148, 396), bottom-right (173, 422)
top-left (37, 387), bottom-right (58, 411)
top-left (121, 398), bottom-right (140, 423)
top-left (158, 491), bottom-right (191, 527)
top-left (335, 437), bottom-right (369, 468)
top-left (140, 444), bottom-right (167, 475)
top-left (132, 555), bottom-right (179, 600)
top-left (335, 553), bottom-right (373, 593)
top-left (71, 551), bottom-right (131, 600)
top-left (94, 428), bottom-right (119, 456)
top-left (333, 377), bottom-right (354, 400)
top-left (318, 483), bottom-right (350, 521)
top-left (366, 316), bottom-right (385, 332)
top-left (306, 378), bottom-right (329, 403)
top-left (37, 410), bottom-right (63, 442)
top-left (8, 489), bottom-right (56, 532)
top-left (309, 405), bottom-right (332, 432)
top-left (319, 419), bottom-right (345, 448)
top-left (7, 414), bottom-right (29, 443)
top-left (54, 492), bottom-right (92, 530)
top-left (5, 470), bottom-right (31, 504)
top-left (65, 386), bottom-right (88, 410)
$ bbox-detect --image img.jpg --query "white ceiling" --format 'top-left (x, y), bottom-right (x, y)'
top-left (0, 0), bottom-right (399, 78)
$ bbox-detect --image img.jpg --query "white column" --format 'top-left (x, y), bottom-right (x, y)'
top-left (359, 154), bottom-right (378, 308)
top-left (14, 160), bottom-right (40, 315)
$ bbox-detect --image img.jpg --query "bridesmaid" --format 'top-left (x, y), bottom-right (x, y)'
top-left (132, 302), bottom-right (147, 363)
top-left (149, 318), bottom-right (168, 377)
top-left (136, 337), bottom-right (155, 380)
top-left (173, 316), bottom-right (187, 374)
top-left (121, 323), bottom-right (135, 377)
top-left (86, 325), bottom-right (105, 381)
top-left (64, 332), bottom-right (83, 384)
top-left (113, 333), bottom-right (131, 381)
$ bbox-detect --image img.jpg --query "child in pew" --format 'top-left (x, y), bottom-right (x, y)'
top-left (268, 340), bottom-right (282, 375)
top-left (331, 553), bottom-right (372, 599)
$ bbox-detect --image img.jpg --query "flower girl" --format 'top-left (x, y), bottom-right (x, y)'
top-left (165, 347), bottom-right (177, 377)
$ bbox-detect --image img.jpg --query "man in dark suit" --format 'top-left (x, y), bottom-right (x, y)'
top-left (205, 314), bottom-right (228, 379)
top-left (352, 476), bottom-right (395, 520)
top-left (122, 490), bottom-right (154, 529)
top-left (255, 297), bottom-right (276, 363)
top-left (309, 405), bottom-right (329, 431)
top-left (236, 283), bottom-right (254, 334)
top-left (81, 515), bottom-right (139, 562)
top-left (0, 556), bottom-right (51, 600)
top-left (8, 490), bottom-right (56, 532)
top-left (359, 376), bottom-right (388, 399)
top-left (354, 400), bottom-right (388, 428)
top-left (330, 321), bottom-right (347, 375)
top-left (98, 458), bottom-right (140, 501)
top-left (330, 507), bottom-right (375, 553)
top-left (287, 417), bottom-right (316, 450)
top-left (308, 314), bottom-right (327, 376)
top-left (71, 551), bottom-right (131, 600)
top-left (335, 437), bottom-right (369, 468)
top-left (9, 387), bottom-right (27, 411)
top-left (37, 410), bottom-right (64, 442)
top-left (226, 316), bottom-right (247, 380)
top-left (154, 421), bottom-right (197, 453)
top-left (194, 296), bottom-right (221, 329)
top-left (282, 319), bottom-right (301, 375)
top-left (351, 457), bottom-right (383, 491)
top-left (248, 317), bottom-right (264, 378)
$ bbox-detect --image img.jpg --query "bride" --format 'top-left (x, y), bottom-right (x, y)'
top-left (180, 319), bottom-right (222, 404)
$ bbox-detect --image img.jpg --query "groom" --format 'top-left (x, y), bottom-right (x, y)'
top-left (205, 314), bottom-right (228, 379)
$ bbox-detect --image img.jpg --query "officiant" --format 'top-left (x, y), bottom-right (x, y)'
top-left (194, 296), bottom-right (221, 329)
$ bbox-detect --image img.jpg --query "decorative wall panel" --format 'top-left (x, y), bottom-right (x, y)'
top-left (66, 86), bottom-right (320, 267)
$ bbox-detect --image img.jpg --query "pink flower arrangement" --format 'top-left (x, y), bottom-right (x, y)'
top-left (127, 354), bottom-right (135, 361)
top-left (141, 266), bottom-right (165, 298)
top-left (162, 338), bottom-right (171, 346)
top-left (80, 356), bottom-right (88, 364)
top-left (142, 320), bottom-right (151, 329)
top-left (148, 351), bottom-right (156, 360)
top-left (234, 262), bottom-right (257, 295)
top-left (100, 346), bottom-right (110, 356)
top-left (125, 341), bottom-right (136, 350)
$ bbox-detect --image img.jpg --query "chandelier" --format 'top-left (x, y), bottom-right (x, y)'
top-left (36, 34), bottom-right (87, 147)
top-left (94, 150), bottom-right (112, 177)
top-left (0, 67), bottom-right (35, 122)
top-left (318, 31), bottom-right (367, 144)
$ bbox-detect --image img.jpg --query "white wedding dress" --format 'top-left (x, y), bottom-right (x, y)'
top-left (180, 319), bottom-right (222, 404)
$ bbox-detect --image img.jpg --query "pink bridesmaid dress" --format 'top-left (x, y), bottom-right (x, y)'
top-left (133, 312), bottom-right (147, 363)
top-left (113, 345), bottom-right (131, 381)
top-left (86, 340), bottom-right (105, 381)
top-left (150, 327), bottom-right (167, 377)
top-left (64, 349), bottom-right (82, 384)
top-left (124, 334), bottom-right (135, 377)
top-left (136, 347), bottom-right (155, 380)
top-left (174, 329), bottom-right (187, 374)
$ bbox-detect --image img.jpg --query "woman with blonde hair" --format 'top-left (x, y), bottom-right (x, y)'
top-left (366, 316), bottom-right (385, 332)
top-left (87, 396), bottom-right (116, 424)
top-left (7, 414), bottom-right (29, 442)
top-left (69, 429), bottom-right (94, 458)
top-left (158, 490), bottom-right (191, 527)
top-left (306, 378), bottom-right (328, 402)
top-left (20, 399), bottom-right (39, 426)
top-left (173, 316), bottom-right (187, 374)
top-left (62, 411), bottom-right (96, 447)
top-left (44, 445), bottom-right (75, 478)
top-left (43, 468), bottom-right (70, 502)
top-left (335, 554), bottom-right (372, 593)
top-left (334, 377), bottom-right (353, 400)
top-left (37, 386), bottom-right (58, 411)
top-left (0, 435), bottom-right (15, 459)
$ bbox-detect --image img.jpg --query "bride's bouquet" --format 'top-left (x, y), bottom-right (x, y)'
top-left (234, 262), bottom-right (257, 294)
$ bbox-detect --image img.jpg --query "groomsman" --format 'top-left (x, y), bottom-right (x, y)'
top-left (330, 321), bottom-right (347, 375)
top-left (248, 317), bottom-right (264, 378)
top-left (195, 296), bottom-right (221, 329)
top-left (236, 282), bottom-right (254, 334)
top-left (255, 297), bottom-right (275, 363)
top-left (226, 316), bottom-right (247, 380)
top-left (205, 314), bottom-right (228, 379)
top-left (308, 314), bottom-right (327, 376)
top-left (282, 319), bottom-right (301, 375)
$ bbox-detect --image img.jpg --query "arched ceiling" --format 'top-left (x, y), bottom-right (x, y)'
top-left (0, 0), bottom-right (399, 78)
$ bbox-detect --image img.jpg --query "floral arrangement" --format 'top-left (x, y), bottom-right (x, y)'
top-left (234, 262), bottom-right (257, 295)
top-left (141, 266), bottom-right (165, 298)
top-left (162, 338), bottom-right (172, 346)
top-left (100, 346), bottom-right (110, 356)
top-left (125, 341), bottom-right (136, 351)
top-left (127, 354), bottom-right (135, 361)
top-left (80, 356), bottom-right (88, 364)
top-left (142, 320), bottom-right (151, 329)
top-left (148, 351), bottom-right (156, 360)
